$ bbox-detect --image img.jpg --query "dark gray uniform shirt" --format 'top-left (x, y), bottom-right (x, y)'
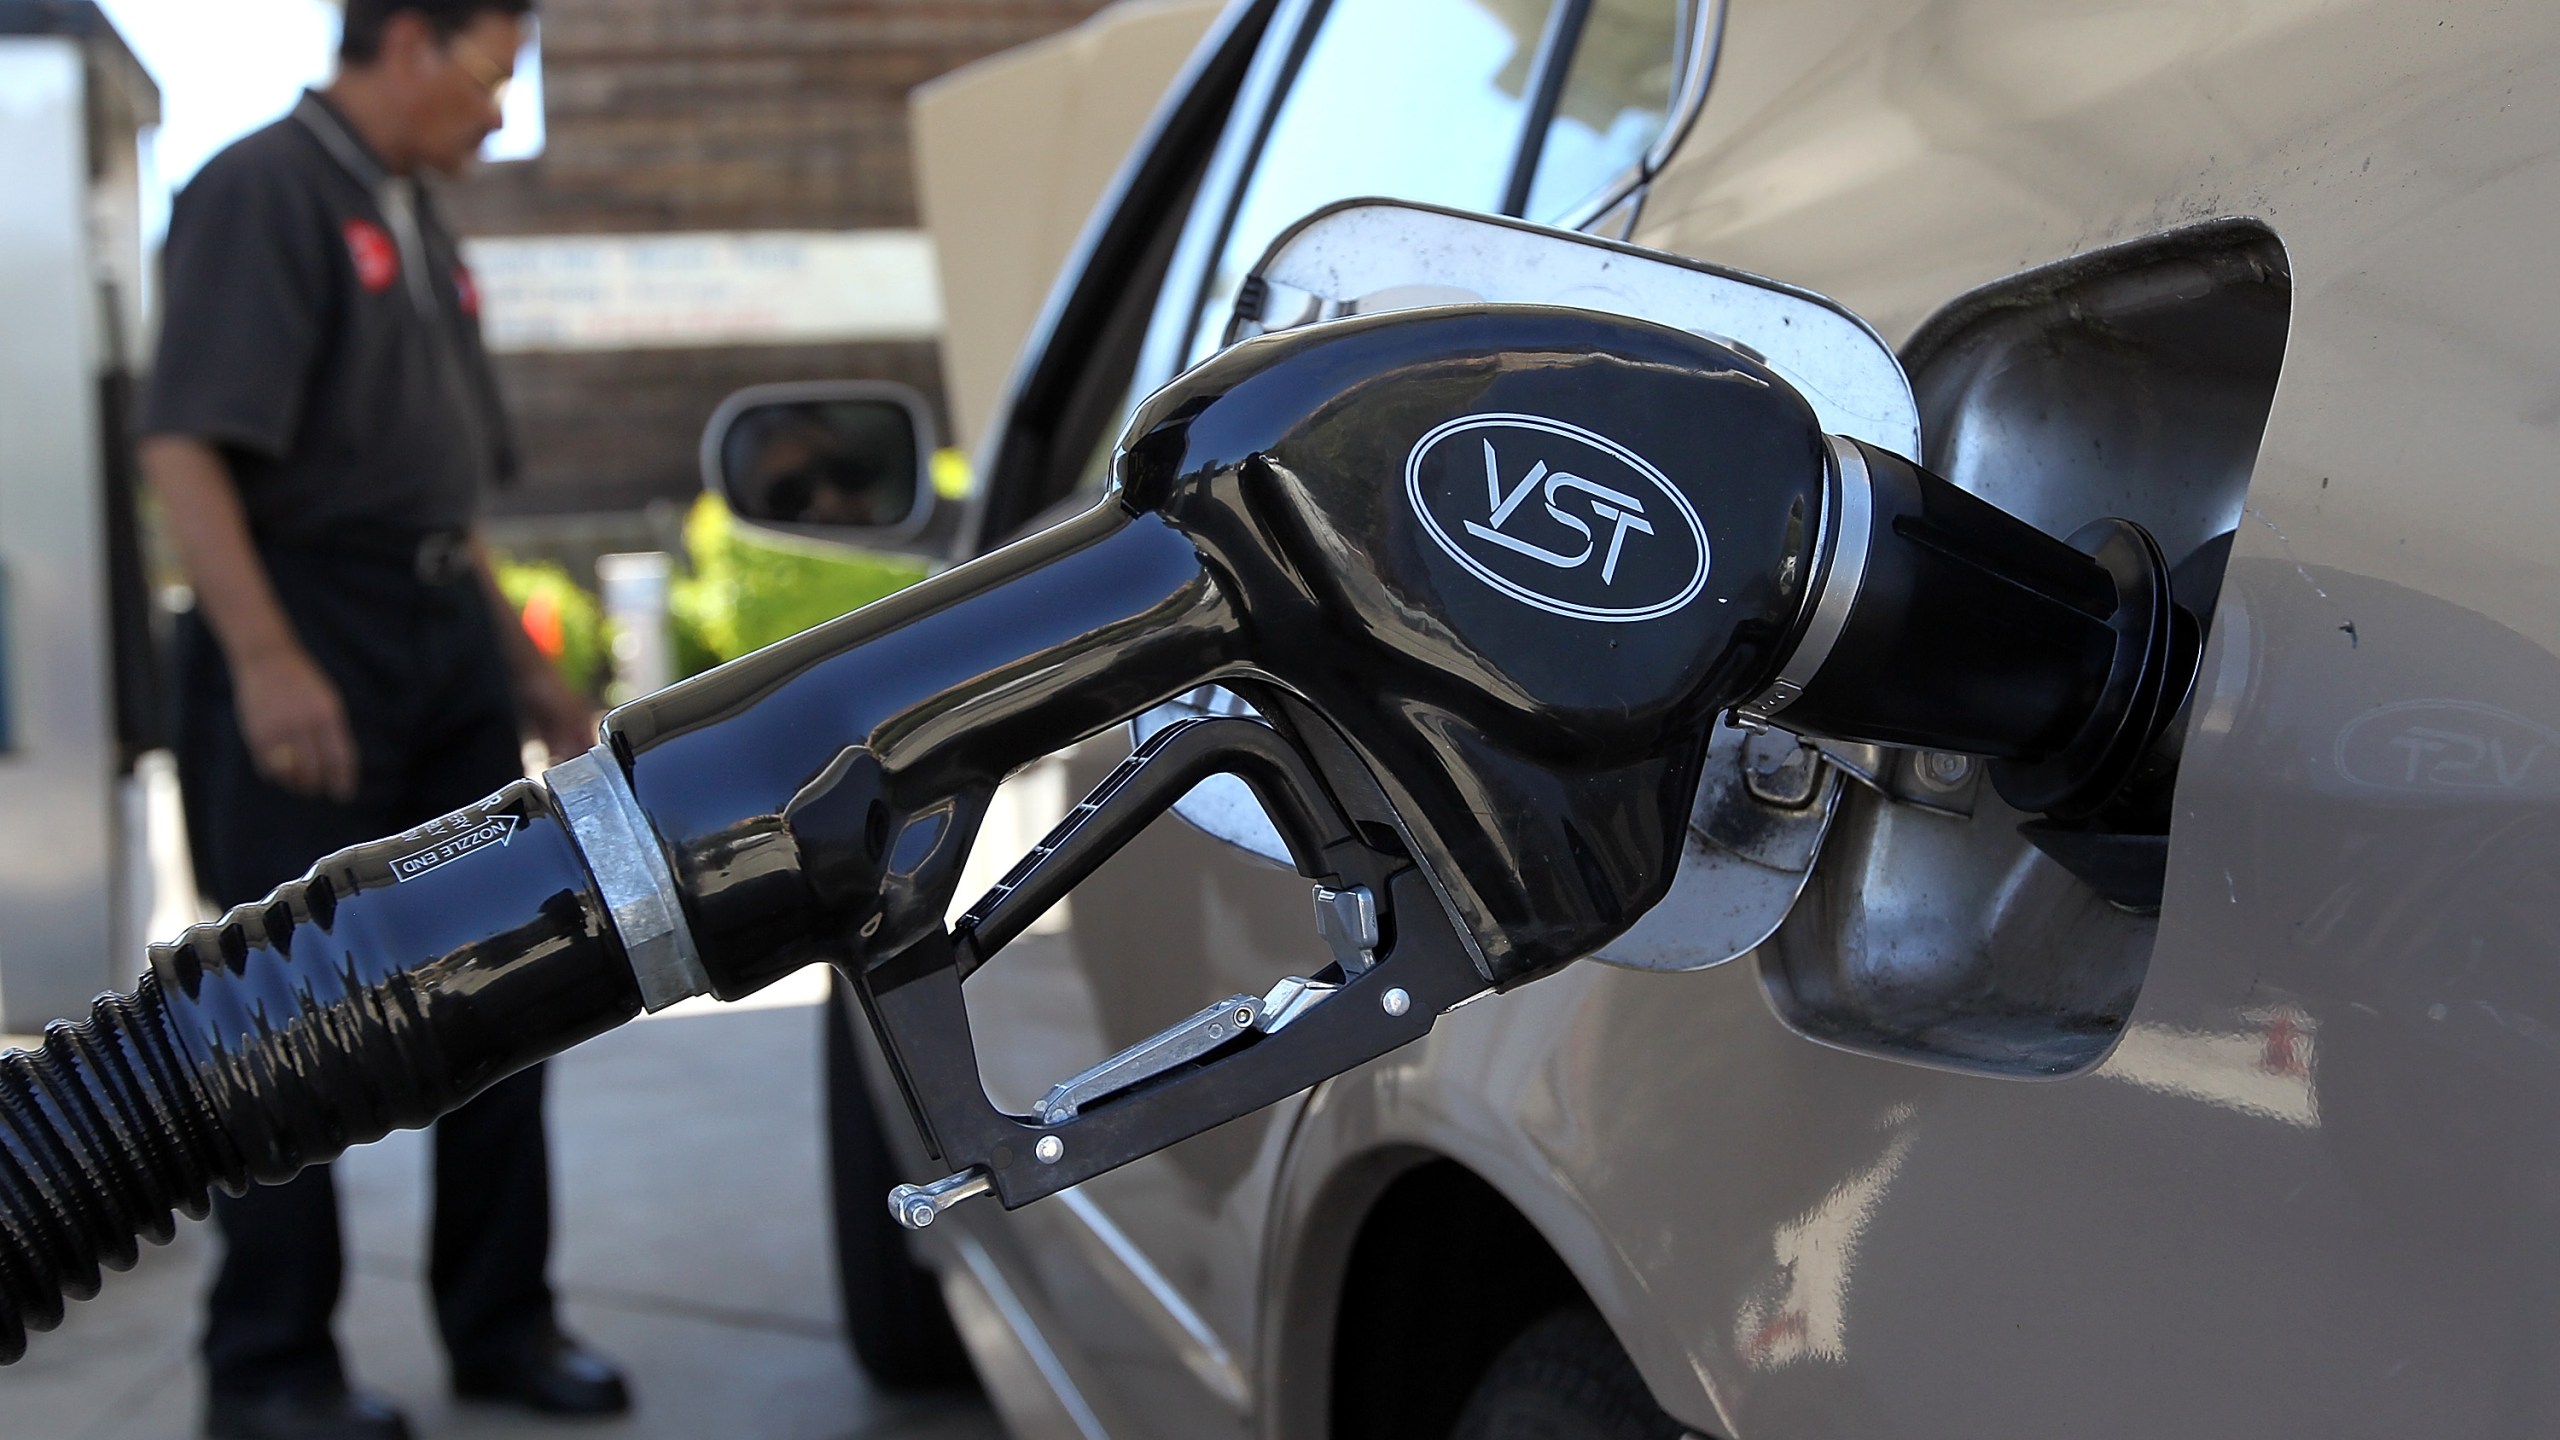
top-left (143, 91), bottom-right (515, 547)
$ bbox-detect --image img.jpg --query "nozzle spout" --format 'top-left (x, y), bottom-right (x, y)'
top-left (1745, 437), bottom-right (2199, 821)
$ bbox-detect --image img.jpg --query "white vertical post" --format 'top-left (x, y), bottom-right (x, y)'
top-left (598, 551), bottom-right (675, 702)
top-left (0, 38), bottom-right (118, 1031)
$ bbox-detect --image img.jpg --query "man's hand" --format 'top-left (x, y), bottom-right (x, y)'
top-left (140, 436), bottom-right (364, 801)
top-left (236, 644), bottom-right (361, 800)
top-left (519, 664), bottom-right (600, 768)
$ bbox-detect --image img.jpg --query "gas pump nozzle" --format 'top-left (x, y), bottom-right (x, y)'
top-left (0, 306), bottom-right (2196, 1355)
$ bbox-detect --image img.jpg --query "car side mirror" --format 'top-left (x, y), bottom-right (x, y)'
top-left (701, 381), bottom-right (939, 543)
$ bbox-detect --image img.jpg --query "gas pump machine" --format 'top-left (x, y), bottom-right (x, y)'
top-left (0, 3), bottom-right (163, 1037)
top-left (0, 251), bottom-right (2202, 1359)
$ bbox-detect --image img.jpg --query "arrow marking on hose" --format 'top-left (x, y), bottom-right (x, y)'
top-left (390, 813), bottom-right (521, 882)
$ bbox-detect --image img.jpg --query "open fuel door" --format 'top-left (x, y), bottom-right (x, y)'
top-left (1228, 200), bottom-right (1919, 457)
top-left (1140, 199), bottom-right (1923, 972)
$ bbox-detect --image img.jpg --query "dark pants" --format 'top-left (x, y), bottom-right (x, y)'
top-left (176, 540), bottom-right (557, 1399)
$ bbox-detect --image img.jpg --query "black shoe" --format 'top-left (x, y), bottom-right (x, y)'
top-left (205, 1384), bottom-right (411, 1440)
top-left (452, 1331), bottom-right (633, 1417)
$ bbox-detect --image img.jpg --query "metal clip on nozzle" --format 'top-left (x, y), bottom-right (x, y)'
top-left (0, 304), bottom-right (2201, 1354)
top-left (887, 1170), bottom-right (992, 1230)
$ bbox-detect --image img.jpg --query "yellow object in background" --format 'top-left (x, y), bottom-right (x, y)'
top-left (933, 447), bottom-right (973, 501)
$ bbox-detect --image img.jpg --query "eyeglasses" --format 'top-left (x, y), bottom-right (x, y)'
top-left (445, 34), bottom-right (515, 106)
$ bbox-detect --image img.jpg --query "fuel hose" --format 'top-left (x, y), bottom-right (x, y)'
top-left (0, 767), bottom-right (648, 1363)
top-left (0, 498), bottom-right (1233, 1365)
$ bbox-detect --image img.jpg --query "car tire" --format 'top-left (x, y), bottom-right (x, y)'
top-left (822, 972), bottom-right (978, 1391)
top-left (1449, 1308), bottom-right (1687, 1440)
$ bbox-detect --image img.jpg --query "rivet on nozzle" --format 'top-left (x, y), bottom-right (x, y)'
top-left (1382, 988), bottom-right (1411, 1017)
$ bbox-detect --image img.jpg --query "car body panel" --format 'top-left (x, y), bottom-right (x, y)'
top-left (912, 0), bottom-right (1224, 458)
top-left (1256, 3), bottom-right (2560, 1437)
top-left (913, 1), bottom-right (2560, 1436)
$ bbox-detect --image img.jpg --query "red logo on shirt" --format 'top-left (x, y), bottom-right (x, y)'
top-left (344, 219), bottom-right (399, 294)
top-left (454, 264), bottom-right (482, 318)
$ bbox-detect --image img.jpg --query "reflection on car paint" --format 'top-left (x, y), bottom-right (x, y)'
top-left (1733, 1103), bottom-right (1916, 1371)
top-left (2100, 1005), bottom-right (2319, 1129)
top-left (2333, 700), bottom-right (2560, 795)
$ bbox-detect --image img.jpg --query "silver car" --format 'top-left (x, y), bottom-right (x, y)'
top-left (756, 0), bottom-right (2560, 1435)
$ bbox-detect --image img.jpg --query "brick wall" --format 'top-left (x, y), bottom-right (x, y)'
top-left (447, 0), bottom-right (1114, 517)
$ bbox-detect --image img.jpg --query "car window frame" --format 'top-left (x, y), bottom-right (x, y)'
top-left (1176, 0), bottom-right (1585, 368)
top-left (1500, 0), bottom-right (1595, 218)
top-left (967, 0), bottom-right (1723, 555)
top-left (959, 0), bottom-right (1288, 553)
top-left (1518, 0), bottom-right (1725, 230)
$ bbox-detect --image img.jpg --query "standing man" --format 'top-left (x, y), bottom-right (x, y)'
top-left (140, 4), bottom-right (631, 1437)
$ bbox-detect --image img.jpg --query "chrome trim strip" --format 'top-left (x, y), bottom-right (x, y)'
top-left (1645, 0), bottom-right (1727, 175)
top-left (546, 745), bottom-right (712, 1012)
top-left (1735, 435), bottom-right (1873, 726)
top-left (1551, 0), bottom-right (1726, 234)
top-left (1054, 1188), bottom-right (1254, 1412)
top-left (943, 1233), bottom-right (1112, 1440)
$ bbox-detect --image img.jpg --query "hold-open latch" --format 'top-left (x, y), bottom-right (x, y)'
top-left (860, 712), bottom-right (1484, 1230)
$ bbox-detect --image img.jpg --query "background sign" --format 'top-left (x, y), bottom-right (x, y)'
top-left (466, 230), bottom-right (944, 354)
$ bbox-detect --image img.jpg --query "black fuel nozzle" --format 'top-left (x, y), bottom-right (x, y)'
top-left (0, 305), bottom-right (2199, 1354)
top-left (594, 303), bottom-right (2200, 1218)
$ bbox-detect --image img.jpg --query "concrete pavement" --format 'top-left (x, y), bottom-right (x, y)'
top-left (0, 970), bottom-right (1006, 1440)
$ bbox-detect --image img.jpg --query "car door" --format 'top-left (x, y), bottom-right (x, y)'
top-left (943, 1), bottom-right (1711, 1433)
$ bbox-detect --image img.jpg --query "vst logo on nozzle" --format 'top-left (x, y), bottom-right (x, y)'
top-left (1405, 413), bottom-right (1710, 623)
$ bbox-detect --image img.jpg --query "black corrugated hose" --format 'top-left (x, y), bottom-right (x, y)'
top-left (0, 776), bottom-right (641, 1362)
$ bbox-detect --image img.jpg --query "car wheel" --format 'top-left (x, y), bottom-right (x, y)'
top-left (1449, 1308), bottom-right (1687, 1440)
top-left (822, 971), bottom-right (978, 1390)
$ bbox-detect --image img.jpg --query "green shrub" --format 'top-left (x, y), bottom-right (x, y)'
top-left (669, 493), bottom-right (932, 675)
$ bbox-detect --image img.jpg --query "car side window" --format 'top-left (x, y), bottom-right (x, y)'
top-left (1047, 0), bottom-right (1700, 514)
top-left (1517, 0), bottom-right (1687, 223)
top-left (1184, 0), bottom-right (1565, 364)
